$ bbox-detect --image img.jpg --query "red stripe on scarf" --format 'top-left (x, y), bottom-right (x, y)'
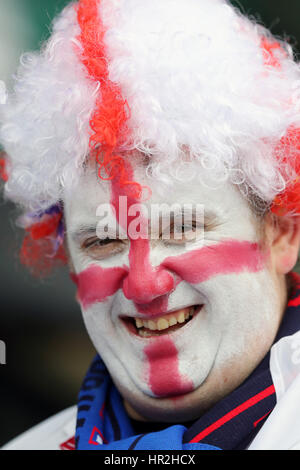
top-left (189, 385), bottom-right (275, 443)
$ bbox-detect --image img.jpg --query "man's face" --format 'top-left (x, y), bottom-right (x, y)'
top-left (65, 157), bottom-right (283, 422)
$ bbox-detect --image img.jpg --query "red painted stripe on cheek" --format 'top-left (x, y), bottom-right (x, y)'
top-left (74, 264), bottom-right (127, 309)
top-left (144, 337), bottom-right (194, 397)
top-left (163, 240), bottom-right (267, 284)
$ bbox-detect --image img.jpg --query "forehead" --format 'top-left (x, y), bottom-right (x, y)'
top-left (63, 154), bottom-right (255, 227)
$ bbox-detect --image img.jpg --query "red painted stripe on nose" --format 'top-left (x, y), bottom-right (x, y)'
top-left (122, 238), bottom-right (175, 304)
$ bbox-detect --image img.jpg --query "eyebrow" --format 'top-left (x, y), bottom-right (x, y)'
top-left (70, 208), bottom-right (218, 243)
top-left (70, 224), bottom-right (98, 243)
top-left (157, 207), bottom-right (217, 222)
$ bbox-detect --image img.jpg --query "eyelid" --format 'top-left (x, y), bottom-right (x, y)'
top-left (72, 225), bottom-right (117, 245)
top-left (81, 236), bottom-right (126, 260)
top-left (82, 235), bottom-right (119, 249)
top-left (160, 219), bottom-right (204, 245)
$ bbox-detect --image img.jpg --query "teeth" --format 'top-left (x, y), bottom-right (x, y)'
top-left (177, 312), bottom-right (185, 323)
top-left (135, 318), bottom-right (143, 328)
top-left (134, 307), bottom-right (194, 332)
top-left (148, 320), bottom-right (156, 330)
top-left (169, 316), bottom-right (177, 326)
top-left (157, 318), bottom-right (169, 330)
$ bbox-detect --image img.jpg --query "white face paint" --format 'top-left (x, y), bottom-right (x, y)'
top-left (65, 160), bottom-right (283, 422)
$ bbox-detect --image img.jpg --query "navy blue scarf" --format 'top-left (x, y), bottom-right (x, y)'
top-left (75, 275), bottom-right (300, 450)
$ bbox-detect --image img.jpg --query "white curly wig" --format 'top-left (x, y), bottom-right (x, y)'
top-left (1, 0), bottom-right (300, 217)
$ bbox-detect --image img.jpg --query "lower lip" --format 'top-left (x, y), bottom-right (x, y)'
top-left (121, 305), bottom-right (203, 338)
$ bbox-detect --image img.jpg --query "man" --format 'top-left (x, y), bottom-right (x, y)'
top-left (1, 0), bottom-right (300, 450)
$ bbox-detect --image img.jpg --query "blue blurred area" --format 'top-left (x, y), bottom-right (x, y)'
top-left (0, 0), bottom-right (300, 447)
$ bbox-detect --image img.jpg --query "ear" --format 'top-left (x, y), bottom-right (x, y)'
top-left (264, 214), bottom-right (300, 274)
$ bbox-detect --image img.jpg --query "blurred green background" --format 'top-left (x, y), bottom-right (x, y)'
top-left (1, 0), bottom-right (300, 447)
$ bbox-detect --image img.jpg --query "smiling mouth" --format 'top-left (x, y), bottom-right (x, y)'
top-left (122, 305), bottom-right (203, 338)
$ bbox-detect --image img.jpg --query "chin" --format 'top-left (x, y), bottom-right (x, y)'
top-left (111, 370), bottom-right (222, 423)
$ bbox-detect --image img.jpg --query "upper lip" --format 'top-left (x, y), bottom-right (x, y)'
top-left (120, 304), bottom-right (201, 320)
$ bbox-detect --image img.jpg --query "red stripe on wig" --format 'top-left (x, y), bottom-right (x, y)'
top-left (76, 0), bottom-right (143, 199)
top-left (260, 39), bottom-right (300, 216)
top-left (0, 157), bottom-right (8, 182)
top-left (20, 212), bottom-right (67, 277)
top-left (271, 127), bottom-right (300, 216)
top-left (261, 37), bottom-right (282, 69)
top-left (0, 152), bottom-right (66, 276)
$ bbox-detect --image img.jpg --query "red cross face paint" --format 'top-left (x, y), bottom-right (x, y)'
top-left (65, 159), bottom-right (283, 421)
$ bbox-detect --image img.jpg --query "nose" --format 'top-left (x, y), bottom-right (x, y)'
top-left (122, 238), bottom-right (175, 304)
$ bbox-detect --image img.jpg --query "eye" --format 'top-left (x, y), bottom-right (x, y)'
top-left (162, 220), bottom-right (203, 245)
top-left (82, 236), bottom-right (126, 259)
